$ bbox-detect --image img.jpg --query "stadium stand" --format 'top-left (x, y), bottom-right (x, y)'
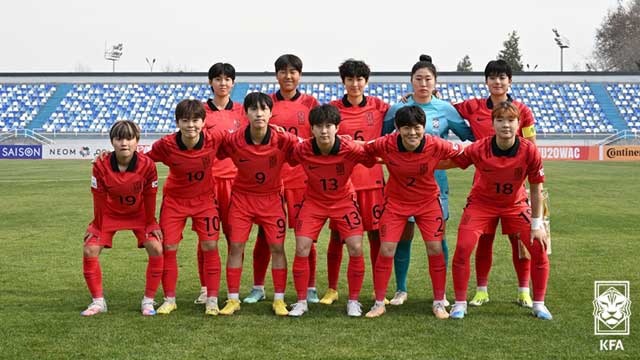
top-left (0, 84), bottom-right (55, 131)
top-left (606, 83), bottom-right (640, 133)
top-left (0, 79), bottom-right (637, 135)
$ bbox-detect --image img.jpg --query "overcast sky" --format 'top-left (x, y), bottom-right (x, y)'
top-left (0, 0), bottom-right (620, 73)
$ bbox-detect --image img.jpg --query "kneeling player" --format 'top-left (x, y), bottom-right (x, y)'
top-left (288, 104), bottom-right (375, 317)
top-left (362, 106), bottom-right (463, 319)
top-left (448, 101), bottom-right (551, 320)
top-left (81, 120), bottom-right (163, 316)
top-left (147, 100), bottom-right (226, 316)
top-left (216, 92), bottom-right (300, 316)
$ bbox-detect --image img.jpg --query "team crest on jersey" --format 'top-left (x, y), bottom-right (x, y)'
top-left (297, 111), bottom-right (306, 125)
top-left (269, 155), bottom-right (278, 168)
top-left (201, 156), bottom-right (212, 169)
top-left (539, 168), bottom-right (545, 177)
top-left (233, 119), bottom-right (241, 130)
top-left (133, 181), bottom-right (143, 193)
top-left (432, 118), bottom-right (440, 130)
top-left (514, 167), bottom-right (523, 179)
top-left (366, 112), bottom-right (374, 126)
top-left (419, 164), bottom-right (428, 174)
top-left (336, 163), bottom-right (345, 175)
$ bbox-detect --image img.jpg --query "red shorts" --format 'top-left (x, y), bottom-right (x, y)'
top-left (459, 201), bottom-right (531, 236)
top-left (329, 188), bottom-right (384, 232)
top-left (296, 195), bottom-right (363, 240)
top-left (227, 191), bottom-right (287, 245)
top-left (379, 197), bottom-right (444, 243)
top-left (284, 187), bottom-right (305, 229)
top-left (85, 229), bottom-right (159, 249)
top-left (214, 177), bottom-right (234, 234)
top-left (160, 193), bottom-right (220, 246)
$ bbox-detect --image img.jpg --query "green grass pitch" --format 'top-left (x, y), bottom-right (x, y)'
top-left (0, 160), bottom-right (638, 359)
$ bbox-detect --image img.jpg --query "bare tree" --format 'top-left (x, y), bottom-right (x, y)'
top-left (590, 0), bottom-right (640, 71)
top-left (456, 55), bottom-right (473, 72)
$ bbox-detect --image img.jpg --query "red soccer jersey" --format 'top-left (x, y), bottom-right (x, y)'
top-left (147, 129), bottom-right (225, 199)
top-left (289, 135), bottom-right (375, 204)
top-left (365, 133), bottom-right (463, 204)
top-left (90, 151), bottom-right (158, 232)
top-left (330, 95), bottom-right (389, 191)
top-left (270, 90), bottom-right (319, 189)
top-left (218, 124), bottom-right (299, 194)
top-left (453, 136), bottom-right (545, 208)
top-left (203, 99), bottom-right (247, 179)
top-left (454, 96), bottom-right (536, 139)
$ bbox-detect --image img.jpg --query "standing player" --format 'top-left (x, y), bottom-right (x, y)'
top-left (244, 54), bottom-right (322, 304)
top-left (382, 55), bottom-right (474, 306)
top-left (193, 62), bottom-right (247, 305)
top-left (448, 101), bottom-right (551, 320)
top-left (147, 100), bottom-right (226, 316)
top-left (363, 106), bottom-right (463, 319)
top-left (321, 59), bottom-right (389, 305)
top-left (217, 92), bottom-right (299, 316)
top-left (288, 104), bottom-right (375, 317)
top-left (81, 120), bottom-right (163, 316)
top-left (453, 60), bottom-right (537, 308)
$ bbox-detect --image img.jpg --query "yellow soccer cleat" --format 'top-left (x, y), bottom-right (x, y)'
top-left (157, 299), bottom-right (177, 315)
top-left (469, 291), bottom-right (490, 307)
top-left (272, 299), bottom-right (289, 316)
top-left (205, 298), bottom-right (219, 316)
top-left (219, 299), bottom-right (241, 315)
top-left (517, 291), bottom-right (533, 308)
top-left (319, 289), bottom-right (339, 305)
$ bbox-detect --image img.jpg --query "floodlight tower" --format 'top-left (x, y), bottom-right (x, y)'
top-left (104, 43), bottom-right (124, 72)
top-left (552, 29), bottom-right (570, 72)
top-left (145, 57), bottom-right (156, 72)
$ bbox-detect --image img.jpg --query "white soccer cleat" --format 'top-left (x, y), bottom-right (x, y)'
top-left (346, 300), bottom-right (363, 317)
top-left (533, 304), bottom-right (553, 320)
top-left (390, 291), bottom-right (408, 306)
top-left (194, 287), bottom-right (207, 304)
top-left (288, 301), bottom-right (308, 317)
top-left (141, 298), bottom-right (157, 316)
top-left (450, 303), bottom-right (467, 319)
top-left (81, 299), bottom-right (107, 317)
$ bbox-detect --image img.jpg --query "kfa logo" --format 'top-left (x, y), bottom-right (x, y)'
top-left (593, 281), bottom-right (631, 336)
top-left (366, 112), bottom-right (374, 126)
top-left (297, 111), bottom-right (305, 125)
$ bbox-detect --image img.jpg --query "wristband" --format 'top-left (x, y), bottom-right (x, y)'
top-left (531, 217), bottom-right (543, 230)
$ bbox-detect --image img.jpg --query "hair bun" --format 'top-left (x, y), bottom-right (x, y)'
top-left (419, 54), bottom-right (432, 62)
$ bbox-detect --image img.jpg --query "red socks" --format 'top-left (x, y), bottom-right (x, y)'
top-left (326, 234), bottom-right (343, 290)
top-left (226, 267), bottom-right (243, 294)
top-left (197, 247), bottom-right (205, 287)
top-left (293, 255), bottom-right (309, 300)
top-left (272, 268), bottom-right (287, 294)
top-left (144, 255), bottom-right (163, 298)
top-left (509, 236), bottom-right (531, 288)
top-left (202, 249), bottom-right (221, 297)
top-left (474, 233), bottom-right (494, 287)
top-left (162, 250), bottom-right (178, 298)
top-left (453, 229), bottom-right (481, 302)
top-left (347, 255), bottom-right (365, 301)
top-left (428, 253), bottom-right (446, 301)
top-left (252, 229), bottom-right (270, 287)
top-left (83, 256), bottom-right (103, 298)
top-left (308, 243), bottom-right (317, 288)
top-left (373, 255), bottom-right (393, 302)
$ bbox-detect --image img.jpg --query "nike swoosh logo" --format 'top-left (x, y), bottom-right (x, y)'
top-left (309, 165), bottom-right (320, 170)
top-left (207, 233), bottom-right (216, 237)
top-left (239, 159), bottom-right (249, 163)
